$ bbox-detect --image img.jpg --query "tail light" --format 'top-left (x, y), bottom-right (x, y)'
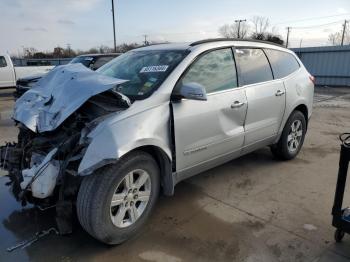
top-left (309, 75), bottom-right (316, 85)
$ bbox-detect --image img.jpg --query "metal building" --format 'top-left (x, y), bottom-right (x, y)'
top-left (292, 45), bottom-right (350, 87)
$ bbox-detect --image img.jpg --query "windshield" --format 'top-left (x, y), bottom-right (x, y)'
top-left (97, 50), bottom-right (188, 99)
top-left (70, 56), bottom-right (94, 67)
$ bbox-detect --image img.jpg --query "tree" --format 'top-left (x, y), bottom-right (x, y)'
top-left (98, 45), bottom-right (113, 54)
top-left (250, 32), bottom-right (284, 45)
top-left (265, 33), bottom-right (284, 45)
top-left (218, 16), bottom-right (284, 45)
top-left (61, 47), bottom-right (76, 58)
top-left (249, 16), bottom-right (284, 45)
top-left (88, 47), bottom-right (99, 54)
top-left (32, 52), bottom-right (49, 59)
top-left (219, 24), bottom-right (234, 38)
top-left (23, 47), bottom-right (37, 58)
top-left (218, 22), bottom-right (249, 39)
top-left (328, 26), bottom-right (349, 46)
top-left (53, 47), bottom-right (64, 58)
top-left (250, 32), bottom-right (265, 40)
top-left (18, 42), bottom-right (141, 60)
top-left (251, 16), bottom-right (270, 34)
top-left (115, 43), bottom-right (140, 53)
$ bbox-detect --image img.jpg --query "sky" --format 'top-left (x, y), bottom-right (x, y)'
top-left (0, 0), bottom-right (349, 55)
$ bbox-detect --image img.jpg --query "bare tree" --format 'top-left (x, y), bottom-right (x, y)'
top-left (23, 47), bottom-right (38, 58)
top-left (98, 45), bottom-right (113, 54)
top-left (238, 22), bottom-right (250, 38)
top-left (251, 16), bottom-right (270, 34)
top-left (328, 32), bottom-right (341, 45)
top-left (249, 16), bottom-right (284, 45)
top-left (218, 24), bottom-right (233, 38)
top-left (328, 26), bottom-right (350, 45)
top-left (218, 22), bottom-right (249, 39)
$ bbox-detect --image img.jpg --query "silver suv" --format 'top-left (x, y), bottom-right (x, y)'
top-left (0, 39), bottom-right (314, 244)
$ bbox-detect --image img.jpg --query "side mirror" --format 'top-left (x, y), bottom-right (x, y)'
top-left (173, 82), bottom-right (207, 101)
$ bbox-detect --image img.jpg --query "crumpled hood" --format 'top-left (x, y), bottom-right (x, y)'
top-left (13, 63), bottom-right (128, 133)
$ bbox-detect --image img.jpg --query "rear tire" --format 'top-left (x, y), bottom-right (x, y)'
top-left (76, 151), bottom-right (160, 245)
top-left (271, 110), bottom-right (306, 160)
top-left (335, 229), bottom-right (345, 243)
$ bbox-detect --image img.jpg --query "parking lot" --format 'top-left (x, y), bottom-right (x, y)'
top-left (0, 87), bottom-right (350, 262)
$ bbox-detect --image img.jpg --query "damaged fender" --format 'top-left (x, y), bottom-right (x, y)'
top-left (78, 103), bottom-right (172, 177)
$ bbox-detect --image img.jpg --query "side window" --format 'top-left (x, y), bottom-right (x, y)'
top-left (264, 49), bottom-right (300, 79)
top-left (181, 48), bottom-right (237, 93)
top-left (235, 48), bottom-right (273, 85)
top-left (0, 56), bottom-right (7, 67)
top-left (92, 56), bottom-right (115, 70)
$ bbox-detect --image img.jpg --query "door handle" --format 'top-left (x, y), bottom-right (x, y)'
top-left (231, 101), bottom-right (245, 109)
top-left (275, 90), bottom-right (285, 96)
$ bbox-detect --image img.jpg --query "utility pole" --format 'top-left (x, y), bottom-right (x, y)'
top-left (286, 27), bottom-right (291, 48)
top-left (66, 43), bottom-right (71, 57)
top-left (21, 45), bottom-right (25, 58)
top-left (111, 0), bottom-right (117, 52)
top-left (234, 19), bottom-right (246, 39)
top-left (341, 20), bottom-right (348, 46)
top-left (143, 34), bottom-right (149, 46)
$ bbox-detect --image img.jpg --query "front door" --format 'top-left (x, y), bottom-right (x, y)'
top-left (172, 48), bottom-right (247, 179)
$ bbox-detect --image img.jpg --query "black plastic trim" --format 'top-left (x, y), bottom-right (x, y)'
top-left (189, 38), bottom-right (285, 48)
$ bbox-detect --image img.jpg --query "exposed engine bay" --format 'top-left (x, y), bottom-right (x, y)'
top-left (0, 64), bottom-right (130, 233)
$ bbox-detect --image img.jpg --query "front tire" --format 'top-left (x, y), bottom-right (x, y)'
top-left (271, 110), bottom-right (307, 160)
top-left (77, 151), bottom-right (160, 245)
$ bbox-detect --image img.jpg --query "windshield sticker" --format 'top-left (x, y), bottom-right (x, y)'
top-left (140, 65), bottom-right (169, 73)
top-left (139, 82), bottom-right (154, 94)
top-left (143, 82), bottom-right (154, 88)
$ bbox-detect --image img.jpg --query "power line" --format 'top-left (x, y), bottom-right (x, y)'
top-left (274, 13), bottom-right (350, 25)
top-left (290, 20), bottom-right (343, 29)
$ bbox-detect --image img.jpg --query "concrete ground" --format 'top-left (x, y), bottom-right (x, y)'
top-left (0, 87), bottom-right (350, 261)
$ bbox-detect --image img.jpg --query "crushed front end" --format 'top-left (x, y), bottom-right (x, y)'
top-left (0, 64), bottom-right (129, 234)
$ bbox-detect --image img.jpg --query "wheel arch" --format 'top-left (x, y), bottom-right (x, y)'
top-left (128, 145), bottom-right (175, 196)
top-left (294, 104), bottom-right (309, 129)
top-left (275, 102), bottom-right (309, 144)
top-left (80, 145), bottom-right (175, 196)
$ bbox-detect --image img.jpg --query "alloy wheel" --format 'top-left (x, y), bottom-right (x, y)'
top-left (110, 169), bottom-right (151, 228)
top-left (287, 119), bottom-right (303, 152)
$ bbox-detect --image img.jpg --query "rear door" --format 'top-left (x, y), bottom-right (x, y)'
top-left (172, 48), bottom-right (247, 177)
top-left (234, 48), bottom-right (286, 148)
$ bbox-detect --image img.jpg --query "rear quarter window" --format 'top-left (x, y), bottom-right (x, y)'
top-left (235, 48), bottom-right (273, 85)
top-left (264, 49), bottom-right (300, 79)
top-left (0, 56), bottom-right (7, 67)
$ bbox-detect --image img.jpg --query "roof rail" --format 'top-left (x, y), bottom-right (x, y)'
top-left (189, 38), bottom-right (284, 48)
